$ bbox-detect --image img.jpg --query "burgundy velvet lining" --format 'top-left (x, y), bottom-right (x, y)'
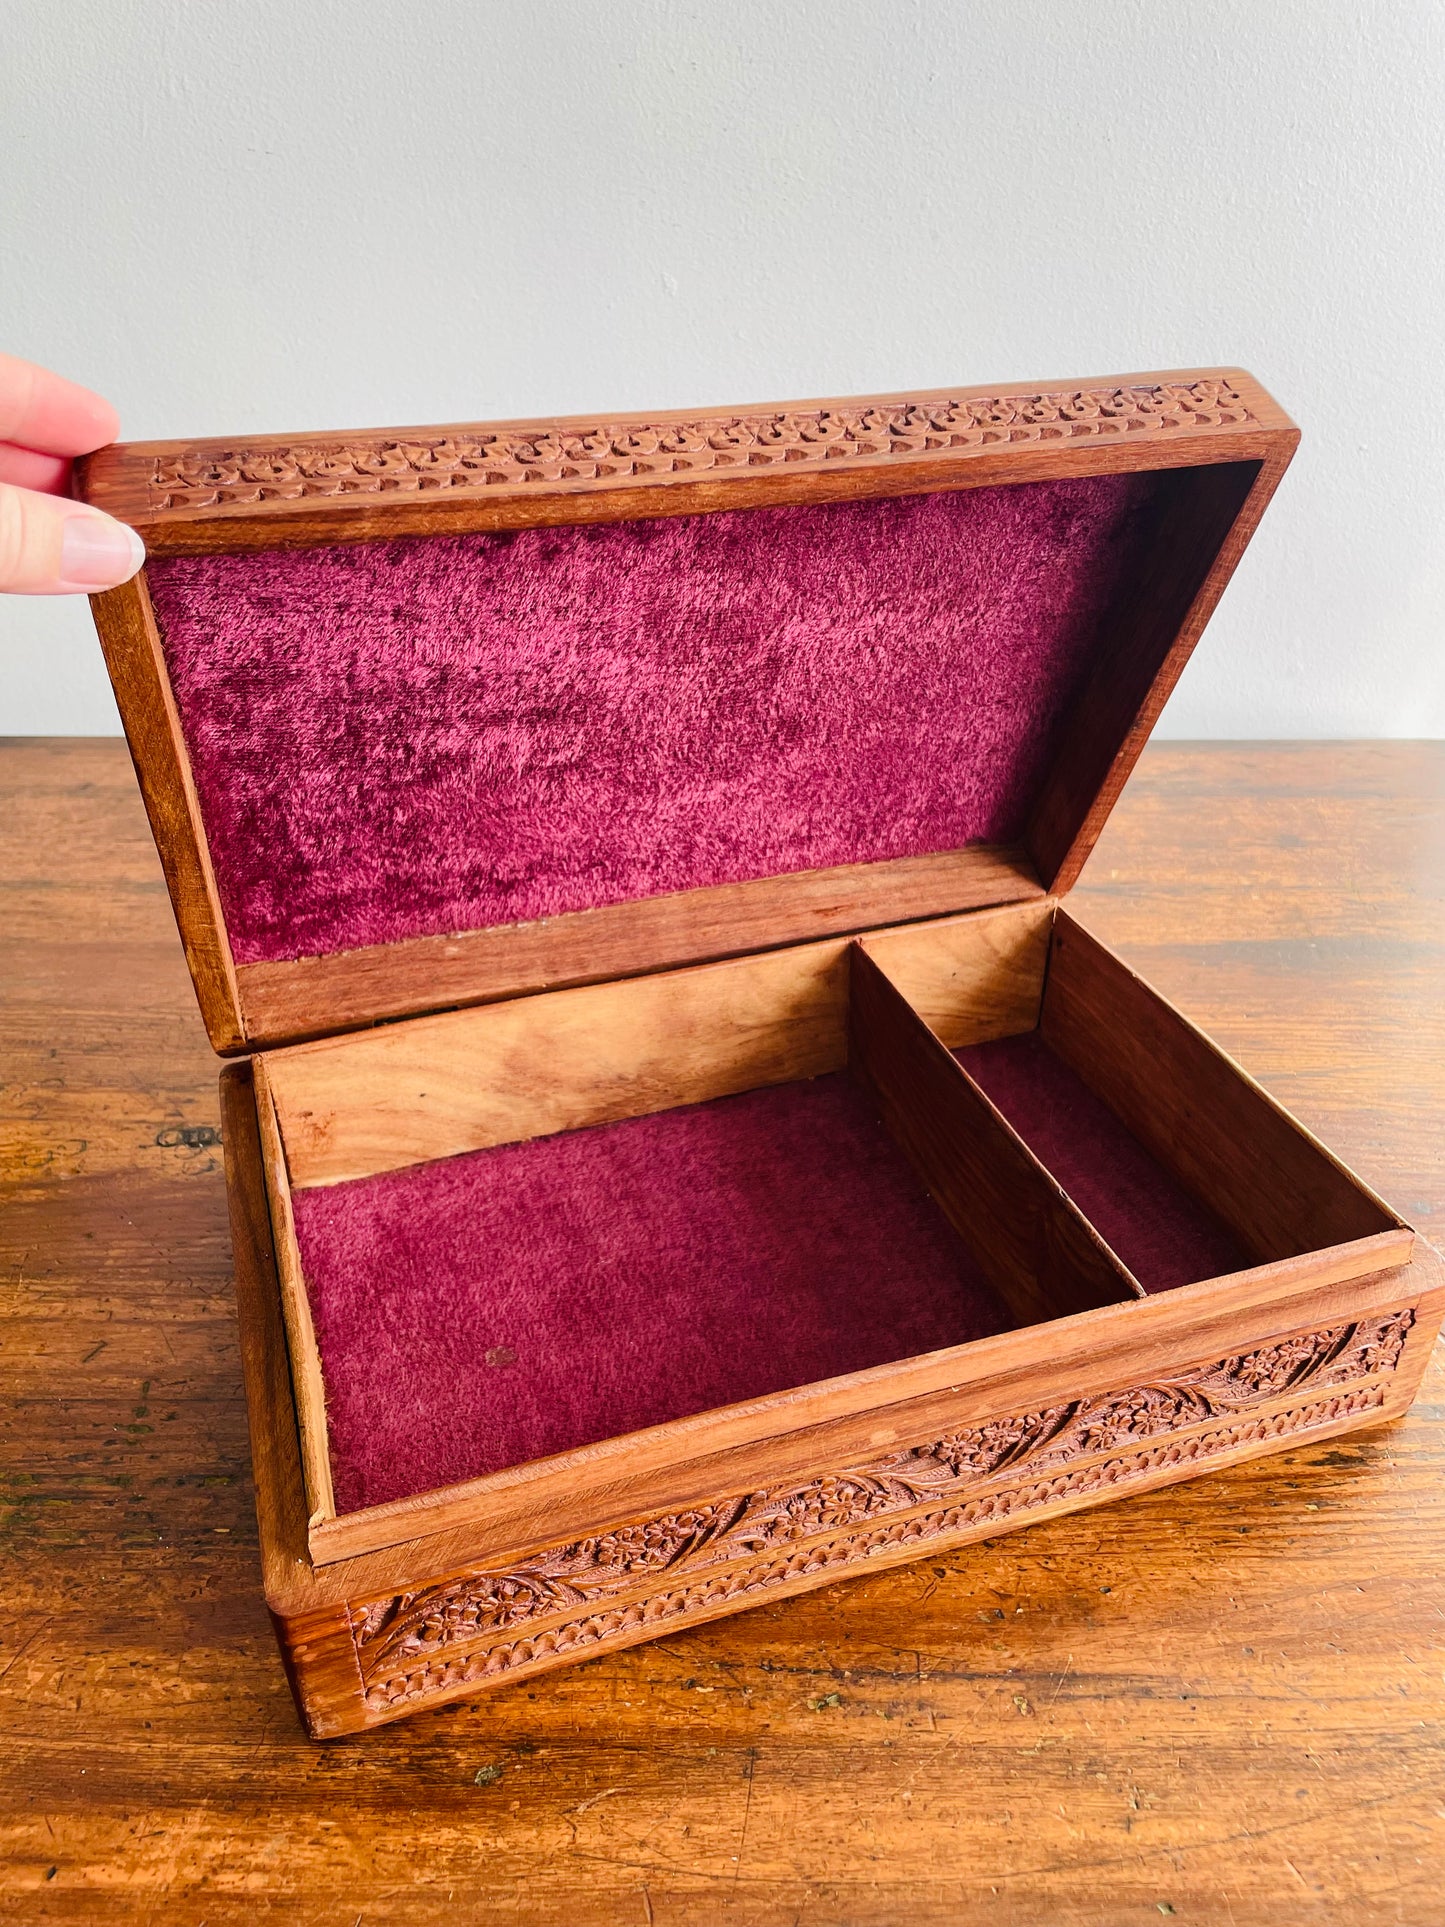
top-left (289, 1073), bottom-right (1013, 1514)
top-left (953, 1033), bottom-right (1253, 1291)
top-left (146, 473), bottom-right (1163, 965)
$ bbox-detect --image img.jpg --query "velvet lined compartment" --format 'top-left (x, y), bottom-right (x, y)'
top-left (954, 1033), bottom-right (1253, 1291)
top-left (145, 472), bottom-right (1166, 966)
top-left (289, 1072), bottom-right (1016, 1514)
top-left (287, 1021), bottom-right (1255, 1517)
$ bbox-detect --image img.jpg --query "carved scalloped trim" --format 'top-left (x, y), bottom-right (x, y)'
top-left (349, 1309), bottom-right (1412, 1707)
top-left (143, 379), bottom-right (1254, 513)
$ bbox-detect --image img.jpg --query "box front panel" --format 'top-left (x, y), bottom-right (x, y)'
top-left (291, 1283), bottom-right (1435, 1736)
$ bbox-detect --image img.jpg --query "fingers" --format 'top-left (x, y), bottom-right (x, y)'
top-left (0, 352), bottom-right (120, 458)
top-left (0, 356), bottom-right (136, 591)
top-left (0, 441), bottom-right (71, 495)
top-left (0, 482), bottom-right (145, 594)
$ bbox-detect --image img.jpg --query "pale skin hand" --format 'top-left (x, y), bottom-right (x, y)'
top-left (0, 353), bottom-right (144, 593)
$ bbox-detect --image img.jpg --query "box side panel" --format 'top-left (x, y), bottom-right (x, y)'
top-left (1043, 910), bottom-right (1408, 1265)
top-left (858, 897), bottom-right (1052, 1047)
top-left (1027, 450), bottom-right (1294, 893)
top-left (266, 935), bottom-right (856, 1189)
top-left (89, 574), bottom-right (243, 1051)
top-left (220, 1061), bottom-right (368, 1738)
top-left (251, 1060), bottom-right (336, 1528)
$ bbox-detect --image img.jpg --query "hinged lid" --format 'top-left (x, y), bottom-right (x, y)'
top-left (79, 368), bottom-right (1297, 1054)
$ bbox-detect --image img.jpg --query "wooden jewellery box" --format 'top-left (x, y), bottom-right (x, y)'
top-left (81, 369), bottom-right (1443, 1738)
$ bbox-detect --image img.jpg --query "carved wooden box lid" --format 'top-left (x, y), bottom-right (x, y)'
top-left (78, 369), bottom-right (1298, 1054)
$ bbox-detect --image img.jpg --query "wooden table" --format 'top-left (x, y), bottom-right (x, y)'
top-left (2, 739), bottom-right (1442, 1926)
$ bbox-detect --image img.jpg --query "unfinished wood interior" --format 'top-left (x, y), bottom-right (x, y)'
top-left (866, 904), bottom-right (1409, 1294)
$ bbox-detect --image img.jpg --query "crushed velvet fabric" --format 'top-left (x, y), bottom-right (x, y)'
top-left (146, 472), bottom-right (1164, 965)
top-left (289, 1073), bottom-right (1015, 1513)
top-left (954, 1033), bottom-right (1253, 1291)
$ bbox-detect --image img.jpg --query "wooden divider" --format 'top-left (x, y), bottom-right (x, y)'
top-left (846, 944), bottom-right (1140, 1327)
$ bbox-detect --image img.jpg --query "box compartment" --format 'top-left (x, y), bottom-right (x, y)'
top-left (255, 899), bottom-right (1411, 1572)
top-left (285, 1072), bottom-right (1019, 1515)
top-left (864, 906), bottom-right (1408, 1296)
top-left (257, 908), bottom-right (1144, 1550)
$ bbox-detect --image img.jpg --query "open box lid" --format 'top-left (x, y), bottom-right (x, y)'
top-left (79, 367), bottom-right (1297, 1055)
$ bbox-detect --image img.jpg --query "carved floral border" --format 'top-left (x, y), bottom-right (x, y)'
top-left (350, 1309), bottom-right (1413, 1712)
top-left (360, 1384), bottom-right (1385, 1714)
top-left (142, 379), bottom-right (1254, 512)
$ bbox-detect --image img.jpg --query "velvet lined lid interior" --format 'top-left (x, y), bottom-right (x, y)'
top-left (144, 472), bottom-right (1167, 967)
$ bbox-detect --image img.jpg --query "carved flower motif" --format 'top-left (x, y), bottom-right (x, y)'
top-left (338, 444), bottom-right (411, 480)
top-left (359, 1378), bottom-right (1396, 1711)
top-left (609, 429), bottom-right (662, 458)
top-left (559, 431), bottom-right (614, 462)
top-left (656, 426), bottom-right (709, 457)
top-left (350, 1310), bottom-right (1414, 1704)
top-left (705, 420), bottom-right (757, 452)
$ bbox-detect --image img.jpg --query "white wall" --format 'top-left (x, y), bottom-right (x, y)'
top-left (3, 0), bottom-right (1442, 736)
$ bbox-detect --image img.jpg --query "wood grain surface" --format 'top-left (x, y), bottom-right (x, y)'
top-left (235, 843), bottom-right (1045, 1051)
top-left (2, 738), bottom-right (1443, 1924)
top-left (1041, 911), bottom-right (1407, 1265)
top-left (265, 933), bottom-right (854, 1189)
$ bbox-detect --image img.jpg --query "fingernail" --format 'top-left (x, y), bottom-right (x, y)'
top-left (58, 513), bottom-right (146, 590)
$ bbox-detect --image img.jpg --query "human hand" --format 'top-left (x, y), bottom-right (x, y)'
top-left (0, 352), bottom-right (144, 593)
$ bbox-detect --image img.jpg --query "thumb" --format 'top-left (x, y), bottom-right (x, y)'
top-left (0, 482), bottom-right (145, 594)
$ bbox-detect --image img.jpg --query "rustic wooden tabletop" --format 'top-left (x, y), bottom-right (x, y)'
top-left (1, 739), bottom-right (1442, 1926)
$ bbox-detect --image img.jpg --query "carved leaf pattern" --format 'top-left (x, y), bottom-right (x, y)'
top-left (360, 1383), bottom-right (1389, 1714)
top-left (146, 380), bottom-right (1253, 511)
top-left (349, 1309), bottom-right (1413, 1702)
